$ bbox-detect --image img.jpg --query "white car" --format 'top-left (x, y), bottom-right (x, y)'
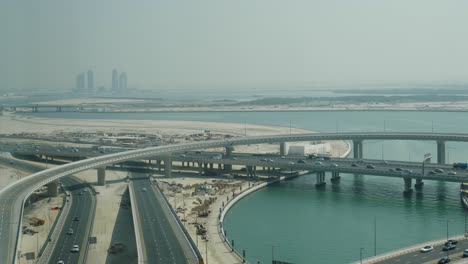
top-left (448, 171), bottom-right (457, 175)
top-left (57, 261), bottom-right (65, 264)
top-left (420, 245), bottom-right (433, 253)
top-left (330, 163), bottom-right (338, 167)
top-left (315, 161), bottom-right (323, 165)
top-left (71, 245), bottom-right (79, 252)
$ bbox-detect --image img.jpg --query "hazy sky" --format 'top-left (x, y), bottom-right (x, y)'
top-left (1, 0), bottom-right (468, 92)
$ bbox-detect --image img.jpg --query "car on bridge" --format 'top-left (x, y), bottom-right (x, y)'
top-left (420, 245), bottom-right (433, 252)
top-left (351, 163), bottom-right (359, 167)
top-left (330, 163), bottom-right (338, 167)
top-left (463, 249), bottom-right (468, 258)
top-left (438, 256), bottom-right (451, 263)
top-left (71, 245), bottom-right (79, 253)
top-left (366, 164), bottom-right (375, 169)
top-left (448, 171), bottom-right (457, 175)
top-left (435, 168), bottom-right (444, 173)
top-left (442, 243), bottom-right (456, 251)
top-left (297, 159), bottom-right (306, 163)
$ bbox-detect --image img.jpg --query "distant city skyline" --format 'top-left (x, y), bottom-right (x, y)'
top-left (1, 1), bottom-right (468, 92)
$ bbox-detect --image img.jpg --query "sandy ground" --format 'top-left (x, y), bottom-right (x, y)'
top-left (159, 175), bottom-right (255, 264)
top-left (34, 98), bottom-right (147, 105)
top-left (0, 114), bottom-right (350, 263)
top-left (0, 113), bottom-right (310, 136)
top-left (22, 97), bottom-right (468, 111)
top-left (19, 191), bottom-right (64, 263)
top-left (72, 169), bottom-right (137, 264)
top-left (0, 165), bottom-right (25, 190)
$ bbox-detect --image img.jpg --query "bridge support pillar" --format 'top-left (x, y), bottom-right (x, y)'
top-left (353, 140), bottom-right (363, 159)
top-left (331, 172), bottom-right (341, 183)
top-left (47, 181), bottom-right (59, 197)
top-left (403, 178), bottom-right (413, 195)
top-left (209, 163), bottom-right (213, 170)
top-left (280, 142), bottom-right (287, 156)
top-left (198, 163), bottom-right (203, 176)
top-left (225, 146), bottom-right (234, 172)
top-left (415, 179), bottom-right (424, 189)
top-left (315, 172), bottom-right (326, 187)
top-left (157, 160), bottom-right (162, 171)
top-left (164, 158), bottom-right (172, 177)
top-left (437, 141), bottom-right (446, 164)
top-left (97, 167), bottom-right (106, 185)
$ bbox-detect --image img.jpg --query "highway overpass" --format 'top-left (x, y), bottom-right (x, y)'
top-left (2, 132), bottom-right (468, 263)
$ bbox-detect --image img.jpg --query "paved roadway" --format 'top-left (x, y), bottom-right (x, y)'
top-left (3, 132), bottom-right (468, 264)
top-left (130, 176), bottom-right (191, 264)
top-left (0, 156), bottom-right (94, 264)
top-left (378, 238), bottom-right (468, 264)
top-left (49, 178), bottom-right (94, 264)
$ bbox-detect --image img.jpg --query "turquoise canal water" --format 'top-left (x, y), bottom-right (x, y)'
top-left (24, 111), bottom-right (468, 263)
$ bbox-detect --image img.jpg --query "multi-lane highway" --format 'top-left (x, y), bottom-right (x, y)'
top-left (378, 238), bottom-right (468, 264)
top-left (0, 156), bottom-right (94, 264)
top-left (3, 132), bottom-right (468, 264)
top-left (130, 175), bottom-right (196, 264)
top-left (49, 178), bottom-right (95, 264)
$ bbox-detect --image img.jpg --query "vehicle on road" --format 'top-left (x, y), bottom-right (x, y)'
top-left (420, 245), bottom-right (433, 252)
top-left (463, 249), bottom-right (468, 257)
top-left (142, 188), bottom-right (147, 192)
top-left (351, 163), bottom-right (358, 167)
top-left (297, 159), bottom-right (306, 163)
top-left (315, 161), bottom-right (323, 165)
top-left (395, 168), bottom-right (403, 171)
top-left (448, 171), bottom-right (457, 175)
top-left (288, 162), bottom-right (295, 165)
top-left (78, 192), bottom-right (82, 195)
top-left (442, 243), bottom-right (456, 251)
top-left (438, 256), bottom-right (451, 263)
top-left (260, 158), bottom-right (267, 161)
top-left (389, 168), bottom-right (395, 172)
top-left (280, 156), bottom-right (286, 159)
top-left (71, 245), bottom-right (79, 253)
top-left (57, 261), bottom-right (64, 264)
top-left (428, 171), bottom-right (436, 175)
top-left (83, 189), bottom-right (88, 192)
top-left (330, 163), bottom-right (338, 167)
top-left (73, 216), bottom-right (79, 221)
top-left (435, 168), bottom-right (444, 173)
top-left (447, 239), bottom-right (458, 245)
top-left (366, 164), bottom-right (375, 169)
top-left (67, 228), bottom-right (73, 235)
top-left (453, 163), bottom-right (468, 169)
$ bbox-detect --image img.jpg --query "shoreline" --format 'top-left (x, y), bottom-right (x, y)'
top-left (217, 140), bottom-right (352, 263)
top-left (12, 108), bottom-right (468, 114)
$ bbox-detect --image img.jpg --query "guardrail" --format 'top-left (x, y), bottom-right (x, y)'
top-left (128, 183), bottom-right (147, 264)
top-left (154, 182), bottom-right (202, 264)
top-left (37, 186), bottom-right (72, 264)
top-left (4, 132), bottom-right (468, 264)
top-left (80, 186), bottom-right (97, 264)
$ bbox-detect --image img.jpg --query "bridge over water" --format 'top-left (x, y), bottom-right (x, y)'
top-left (1, 132), bottom-right (468, 263)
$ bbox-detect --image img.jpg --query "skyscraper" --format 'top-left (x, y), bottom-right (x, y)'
top-left (76, 72), bottom-right (85, 94)
top-left (87, 70), bottom-right (94, 95)
top-left (112, 69), bottom-right (119, 93)
top-left (119, 72), bottom-right (127, 93)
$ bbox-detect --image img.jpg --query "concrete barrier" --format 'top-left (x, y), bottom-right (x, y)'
top-left (128, 183), bottom-right (147, 264)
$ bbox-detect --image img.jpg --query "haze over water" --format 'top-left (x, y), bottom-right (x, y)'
top-left (27, 110), bottom-right (468, 263)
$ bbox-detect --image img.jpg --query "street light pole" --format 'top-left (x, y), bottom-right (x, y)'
top-left (360, 247), bottom-right (364, 264)
top-left (446, 220), bottom-right (450, 259)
